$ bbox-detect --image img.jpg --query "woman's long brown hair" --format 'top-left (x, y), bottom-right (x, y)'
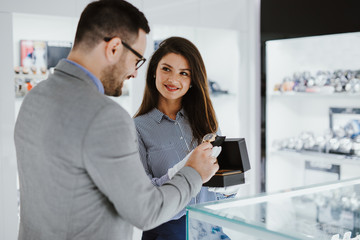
top-left (134, 37), bottom-right (218, 144)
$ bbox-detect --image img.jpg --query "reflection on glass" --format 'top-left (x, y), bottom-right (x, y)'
top-left (187, 178), bottom-right (360, 240)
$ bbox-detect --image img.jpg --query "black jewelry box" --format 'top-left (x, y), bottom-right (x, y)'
top-left (203, 138), bottom-right (251, 187)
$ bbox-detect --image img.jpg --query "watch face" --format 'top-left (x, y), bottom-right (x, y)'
top-left (295, 139), bottom-right (303, 151)
top-left (202, 133), bottom-right (225, 147)
top-left (339, 137), bottom-right (352, 153)
top-left (287, 138), bottom-right (295, 149)
top-left (354, 83), bottom-right (360, 92)
top-left (345, 83), bottom-right (352, 92)
top-left (202, 133), bottom-right (217, 143)
top-left (329, 138), bottom-right (340, 151)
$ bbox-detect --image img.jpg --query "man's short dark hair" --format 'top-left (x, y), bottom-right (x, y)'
top-left (73, 0), bottom-right (150, 50)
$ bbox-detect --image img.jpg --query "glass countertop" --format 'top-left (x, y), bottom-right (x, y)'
top-left (187, 178), bottom-right (360, 240)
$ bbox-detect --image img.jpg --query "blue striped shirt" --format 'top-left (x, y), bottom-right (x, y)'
top-left (134, 108), bottom-right (219, 220)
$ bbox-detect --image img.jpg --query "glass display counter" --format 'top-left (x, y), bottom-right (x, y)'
top-left (187, 178), bottom-right (360, 240)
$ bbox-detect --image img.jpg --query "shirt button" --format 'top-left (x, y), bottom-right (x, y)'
top-left (180, 136), bottom-right (183, 140)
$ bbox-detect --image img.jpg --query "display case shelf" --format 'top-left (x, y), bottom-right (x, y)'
top-left (270, 150), bottom-right (360, 166)
top-left (269, 92), bottom-right (360, 98)
top-left (187, 177), bottom-right (360, 240)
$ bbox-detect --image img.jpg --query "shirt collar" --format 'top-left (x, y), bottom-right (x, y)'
top-left (64, 59), bottom-right (105, 94)
top-left (149, 108), bottom-right (185, 124)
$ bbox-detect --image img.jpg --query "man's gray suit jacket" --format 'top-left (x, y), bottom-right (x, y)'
top-left (14, 59), bottom-right (202, 240)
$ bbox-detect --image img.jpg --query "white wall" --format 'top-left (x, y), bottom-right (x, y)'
top-left (0, 12), bottom-right (18, 240)
top-left (0, 0), bottom-right (89, 17)
top-left (236, 0), bottom-right (261, 195)
top-left (133, 0), bottom-right (251, 31)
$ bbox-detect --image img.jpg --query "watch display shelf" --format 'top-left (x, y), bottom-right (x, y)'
top-left (265, 33), bottom-right (360, 192)
top-left (270, 150), bottom-right (360, 166)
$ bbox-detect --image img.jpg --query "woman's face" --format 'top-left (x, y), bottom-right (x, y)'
top-left (155, 53), bottom-right (191, 101)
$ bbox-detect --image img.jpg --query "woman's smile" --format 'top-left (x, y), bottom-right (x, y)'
top-left (164, 84), bottom-right (180, 92)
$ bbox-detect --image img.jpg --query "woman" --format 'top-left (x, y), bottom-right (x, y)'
top-left (134, 37), bottom-right (230, 240)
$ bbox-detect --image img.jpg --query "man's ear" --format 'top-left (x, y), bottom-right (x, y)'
top-left (104, 37), bottom-right (123, 64)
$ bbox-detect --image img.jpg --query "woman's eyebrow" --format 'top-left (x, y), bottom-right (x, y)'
top-left (161, 63), bottom-right (173, 68)
top-left (161, 63), bottom-right (191, 72)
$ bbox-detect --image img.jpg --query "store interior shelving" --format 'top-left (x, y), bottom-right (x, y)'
top-left (266, 32), bottom-right (360, 192)
top-left (269, 150), bottom-right (360, 167)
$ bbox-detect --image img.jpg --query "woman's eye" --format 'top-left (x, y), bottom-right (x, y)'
top-left (162, 67), bottom-right (170, 72)
top-left (180, 72), bottom-right (189, 76)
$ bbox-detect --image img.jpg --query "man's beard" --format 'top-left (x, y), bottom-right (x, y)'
top-left (100, 63), bottom-right (124, 97)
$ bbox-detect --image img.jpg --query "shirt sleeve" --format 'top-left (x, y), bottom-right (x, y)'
top-left (136, 129), bottom-right (171, 186)
top-left (82, 104), bottom-right (202, 230)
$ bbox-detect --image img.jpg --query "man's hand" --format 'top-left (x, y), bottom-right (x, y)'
top-left (168, 145), bottom-right (221, 180)
top-left (185, 142), bottom-right (219, 183)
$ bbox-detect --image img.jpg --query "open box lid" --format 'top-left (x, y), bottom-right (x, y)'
top-left (217, 138), bottom-right (251, 173)
top-left (203, 138), bottom-right (251, 187)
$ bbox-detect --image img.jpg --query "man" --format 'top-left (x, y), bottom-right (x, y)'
top-left (14, 1), bottom-right (219, 239)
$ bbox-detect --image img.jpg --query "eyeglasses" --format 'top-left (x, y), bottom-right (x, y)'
top-left (104, 37), bottom-right (146, 70)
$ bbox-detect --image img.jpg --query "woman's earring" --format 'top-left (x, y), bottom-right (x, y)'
top-left (190, 84), bottom-right (192, 88)
top-left (153, 75), bottom-right (156, 79)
